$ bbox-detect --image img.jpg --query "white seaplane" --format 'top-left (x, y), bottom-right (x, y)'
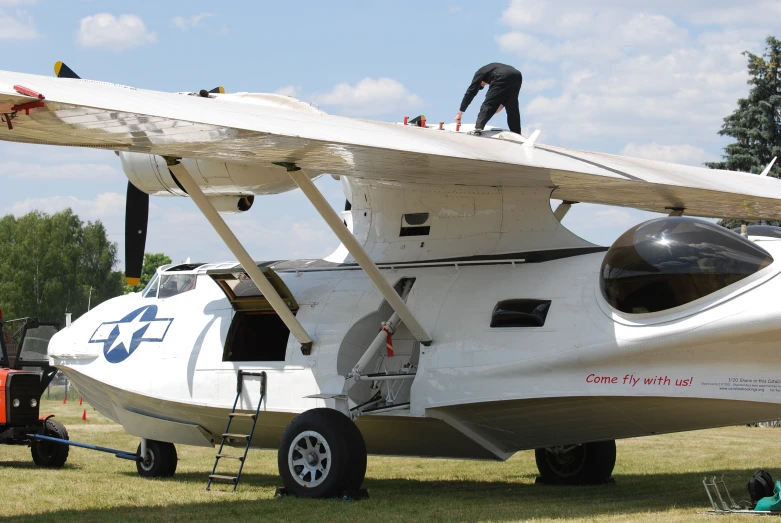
top-left (1, 62), bottom-right (781, 497)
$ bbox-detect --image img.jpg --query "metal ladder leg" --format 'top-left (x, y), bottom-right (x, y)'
top-left (232, 372), bottom-right (266, 492)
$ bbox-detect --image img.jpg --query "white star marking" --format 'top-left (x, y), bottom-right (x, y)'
top-left (106, 308), bottom-right (150, 356)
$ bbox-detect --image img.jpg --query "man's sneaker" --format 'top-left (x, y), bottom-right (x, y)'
top-left (468, 128), bottom-right (483, 136)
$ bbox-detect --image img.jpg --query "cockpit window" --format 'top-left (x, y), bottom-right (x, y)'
top-left (158, 274), bottom-right (197, 298)
top-left (141, 273), bottom-right (159, 298)
top-left (601, 217), bottom-right (773, 314)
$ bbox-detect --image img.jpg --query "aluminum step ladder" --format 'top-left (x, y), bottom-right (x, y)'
top-left (206, 370), bottom-right (266, 492)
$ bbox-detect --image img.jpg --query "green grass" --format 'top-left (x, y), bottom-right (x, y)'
top-left (1, 400), bottom-right (777, 522)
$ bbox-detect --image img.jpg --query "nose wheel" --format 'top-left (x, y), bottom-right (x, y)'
top-left (136, 439), bottom-right (178, 478)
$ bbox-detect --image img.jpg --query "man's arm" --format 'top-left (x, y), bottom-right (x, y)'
top-left (459, 66), bottom-right (488, 113)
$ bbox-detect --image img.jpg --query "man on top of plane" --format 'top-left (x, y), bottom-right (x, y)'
top-left (455, 62), bottom-right (523, 135)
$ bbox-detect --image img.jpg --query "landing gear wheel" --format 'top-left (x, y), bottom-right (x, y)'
top-left (535, 440), bottom-right (616, 485)
top-left (31, 418), bottom-right (69, 468)
top-left (136, 440), bottom-right (178, 478)
top-left (278, 408), bottom-right (367, 498)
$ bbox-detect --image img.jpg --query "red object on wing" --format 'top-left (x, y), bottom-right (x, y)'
top-left (13, 85), bottom-right (45, 99)
top-left (11, 101), bottom-right (44, 115)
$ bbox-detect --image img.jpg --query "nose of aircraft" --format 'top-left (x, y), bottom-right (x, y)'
top-left (48, 293), bottom-right (143, 364)
top-left (47, 316), bottom-right (102, 363)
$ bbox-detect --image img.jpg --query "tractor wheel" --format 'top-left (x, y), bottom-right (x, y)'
top-left (278, 408), bottom-right (366, 498)
top-left (136, 440), bottom-right (178, 478)
top-left (31, 418), bottom-right (70, 468)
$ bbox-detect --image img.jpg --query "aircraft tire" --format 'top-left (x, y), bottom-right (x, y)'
top-left (136, 440), bottom-right (178, 478)
top-left (535, 440), bottom-right (616, 485)
top-left (278, 408), bottom-right (367, 498)
top-left (31, 418), bottom-right (70, 468)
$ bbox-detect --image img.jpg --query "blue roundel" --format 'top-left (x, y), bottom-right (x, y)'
top-left (88, 305), bottom-right (173, 364)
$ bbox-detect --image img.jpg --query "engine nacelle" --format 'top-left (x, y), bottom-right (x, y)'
top-left (118, 152), bottom-right (308, 197)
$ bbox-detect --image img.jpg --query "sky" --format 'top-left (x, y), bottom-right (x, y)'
top-left (0, 0), bottom-right (780, 266)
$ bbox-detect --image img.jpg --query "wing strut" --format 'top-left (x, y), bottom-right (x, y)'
top-left (164, 158), bottom-right (313, 352)
top-left (277, 163), bottom-right (433, 346)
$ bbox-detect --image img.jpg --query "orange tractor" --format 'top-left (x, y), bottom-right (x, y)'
top-left (0, 310), bottom-right (68, 467)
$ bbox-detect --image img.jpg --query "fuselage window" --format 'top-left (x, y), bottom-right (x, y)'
top-left (490, 299), bottom-right (552, 327)
top-left (223, 311), bottom-right (290, 362)
top-left (158, 274), bottom-right (197, 299)
top-left (601, 217), bottom-right (774, 314)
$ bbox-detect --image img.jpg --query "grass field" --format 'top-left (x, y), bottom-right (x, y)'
top-left (1, 400), bottom-right (778, 522)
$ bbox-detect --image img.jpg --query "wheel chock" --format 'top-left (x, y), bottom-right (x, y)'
top-left (274, 487), bottom-right (369, 501)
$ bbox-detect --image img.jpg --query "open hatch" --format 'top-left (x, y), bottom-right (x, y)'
top-left (208, 266), bottom-right (299, 362)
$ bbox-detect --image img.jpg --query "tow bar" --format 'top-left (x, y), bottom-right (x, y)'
top-left (28, 433), bottom-right (138, 461)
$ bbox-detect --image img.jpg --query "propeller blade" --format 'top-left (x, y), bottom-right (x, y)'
top-left (208, 86), bottom-right (225, 94)
top-left (53, 61), bottom-right (81, 79)
top-left (125, 181), bottom-right (149, 287)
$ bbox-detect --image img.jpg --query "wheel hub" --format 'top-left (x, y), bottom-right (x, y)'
top-left (545, 444), bottom-right (585, 478)
top-left (140, 449), bottom-right (155, 471)
top-left (288, 430), bottom-right (332, 488)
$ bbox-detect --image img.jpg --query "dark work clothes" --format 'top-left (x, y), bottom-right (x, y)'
top-left (460, 63), bottom-right (523, 134)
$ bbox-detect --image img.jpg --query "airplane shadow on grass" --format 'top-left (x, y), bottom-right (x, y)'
top-left (1, 469), bottom-right (762, 522)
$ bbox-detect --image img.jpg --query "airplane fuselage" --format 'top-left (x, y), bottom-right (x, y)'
top-left (48, 234), bottom-right (781, 460)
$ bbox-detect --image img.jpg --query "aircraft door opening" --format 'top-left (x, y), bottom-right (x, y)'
top-left (207, 267), bottom-right (299, 363)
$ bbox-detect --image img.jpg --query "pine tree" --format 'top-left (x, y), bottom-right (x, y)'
top-left (708, 36), bottom-right (781, 228)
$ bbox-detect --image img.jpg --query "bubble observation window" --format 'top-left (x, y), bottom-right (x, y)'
top-left (600, 217), bottom-right (773, 314)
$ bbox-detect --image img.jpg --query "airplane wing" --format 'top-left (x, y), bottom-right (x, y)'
top-left (0, 69), bottom-right (779, 219)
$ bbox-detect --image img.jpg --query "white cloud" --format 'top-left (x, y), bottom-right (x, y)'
top-left (0, 9), bottom-right (38, 39)
top-left (492, 0), bottom-right (780, 151)
top-left (620, 143), bottom-right (717, 166)
top-left (275, 85), bottom-right (301, 98)
top-left (314, 78), bottom-right (423, 116)
top-left (8, 192), bottom-right (126, 220)
top-left (0, 143), bottom-right (122, 179)
top-left (172, 12), bottom-right (213, 30)
top-left (688, 1), bottom-right (781, 26)
top-left (76, 13), bottom-right (157, 52)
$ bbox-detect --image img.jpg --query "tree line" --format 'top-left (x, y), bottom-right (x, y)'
top-left (709, 36), bottom-right (781, 226)
top-left (0, 209), bottom-right (170, 323)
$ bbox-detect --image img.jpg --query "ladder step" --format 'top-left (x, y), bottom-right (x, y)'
top-left (228, 413), bottom-right (256, 419)
top-left (216, 454), bottom-right (244, 461)
top-left (209, 474), bottom-right (238, 482)
top-left (222, 433), bottom-right (250, 440)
